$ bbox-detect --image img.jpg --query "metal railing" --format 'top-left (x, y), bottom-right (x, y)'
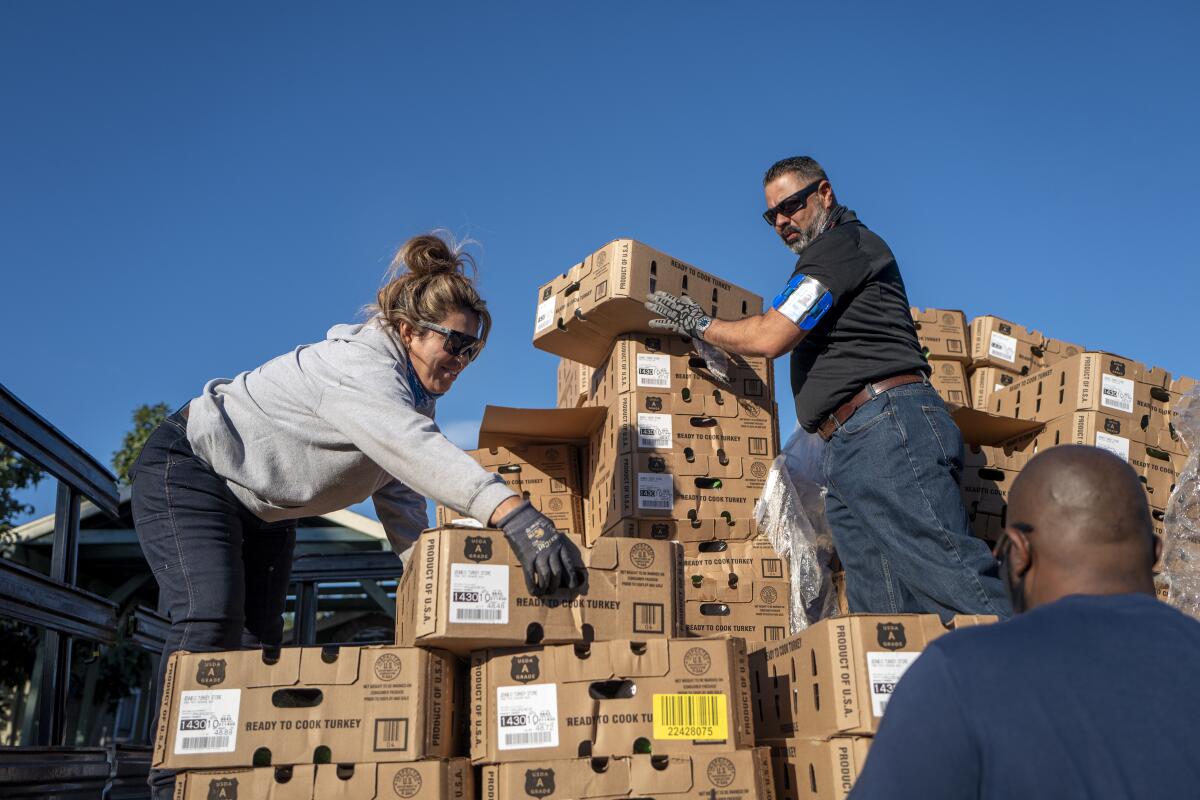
top-left (0, 382), bottom-right (166, 794)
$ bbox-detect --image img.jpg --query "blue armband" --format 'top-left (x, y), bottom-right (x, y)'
top-left (772, 273), bottom-right (833, 331)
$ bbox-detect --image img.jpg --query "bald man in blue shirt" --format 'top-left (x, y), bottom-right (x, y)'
top-left (849, 445), bottom-right (1200, 799)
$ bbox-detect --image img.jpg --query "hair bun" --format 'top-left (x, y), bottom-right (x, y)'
top-left (397, 233), bottom-right (467, 278)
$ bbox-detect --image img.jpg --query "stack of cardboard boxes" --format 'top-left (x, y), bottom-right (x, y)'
top-left (911, 309), bottom-right (1193, 547)
top-left (747, 613), bottom-right (994, 800)
top-left (154, 645), bottom-right (472, 799)
top-left (401, 239), bottom-right (785, 797)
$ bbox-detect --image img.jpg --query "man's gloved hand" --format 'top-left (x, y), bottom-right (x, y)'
top-left (645, 291), bottom-right (713, 340)
top-left (497, 500), bottom-right (587, 596)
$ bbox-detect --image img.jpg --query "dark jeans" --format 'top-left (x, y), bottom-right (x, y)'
top-left (821, 382), bottom-right (1012, 620)
top-left (130, 409), bottom-right (296, 798)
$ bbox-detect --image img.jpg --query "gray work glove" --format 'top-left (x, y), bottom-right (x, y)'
top-left (497, 500), bottom-right (586, 596)
top-left (645, 291), bottom-right (713, 341)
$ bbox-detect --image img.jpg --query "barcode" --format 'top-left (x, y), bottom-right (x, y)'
top-left (179, 735), bottom-right (230, 751)
top-left (633, 603), bottom-right (664, 633)
top-left (453, 608), bottom-right (503, 621)
top-left (640, 497), bottom-right (671, 509)
top-left (374, 718), bottom-right (409, 751)
top-left (503, 731), bottom-right (555, 747)
top-left (655, 694), bottom-right (721, 727)
top-left (764, 626), bottom-right (786, 640)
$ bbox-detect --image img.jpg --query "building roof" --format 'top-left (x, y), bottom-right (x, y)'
top-left (9, 485), bottom-right (387, 543)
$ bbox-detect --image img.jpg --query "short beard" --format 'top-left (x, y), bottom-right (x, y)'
top-left (783, 205), bottom-right (832, 255)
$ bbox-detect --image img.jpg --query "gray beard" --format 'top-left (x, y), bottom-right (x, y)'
top-left (784, 206), bottom-right (832, 254)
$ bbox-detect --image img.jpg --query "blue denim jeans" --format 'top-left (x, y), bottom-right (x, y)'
top-left (821, 382), bottom-right (1012, 620)
top-left (131, 409), bottom-right (296, 798)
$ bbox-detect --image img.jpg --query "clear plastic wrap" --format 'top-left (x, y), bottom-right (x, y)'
top-left (755, 427), bottom-right (838, 631)
top-left (1160, 387), bottom-right (1200, 618)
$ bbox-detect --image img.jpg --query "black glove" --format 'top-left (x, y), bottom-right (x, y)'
top-left (645, 290), bottom-right (713, 340)
top-left (497, 500), bottom-right (587, 596)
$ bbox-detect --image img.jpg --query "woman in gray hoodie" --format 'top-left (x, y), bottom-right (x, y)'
top-left (130, 232), bottom-right (583, 796)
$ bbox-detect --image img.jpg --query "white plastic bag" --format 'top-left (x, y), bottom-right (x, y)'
top-left (1161, 387), bottom-right (1200, 618)
top-left (755, 427), bottom-right (838, 631)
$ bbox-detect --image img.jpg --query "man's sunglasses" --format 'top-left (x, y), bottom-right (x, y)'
top-left (418, 321), bottom-right (483, 361)
top-left (762, 179), bottom-right (823, 226)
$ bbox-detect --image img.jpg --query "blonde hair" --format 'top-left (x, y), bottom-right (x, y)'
top-left (371, 232), bottom-right (491, 351)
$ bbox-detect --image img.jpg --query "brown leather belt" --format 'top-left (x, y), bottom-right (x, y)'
top-left (817, 372), bottom-right (926, 442)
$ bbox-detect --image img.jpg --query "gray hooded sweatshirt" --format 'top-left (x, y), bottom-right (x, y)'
top-left (185, 318), bottom-right (515, 551)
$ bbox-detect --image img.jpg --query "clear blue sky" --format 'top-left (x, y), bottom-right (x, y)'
top-left (4, 1), bottom-right (1197, 523)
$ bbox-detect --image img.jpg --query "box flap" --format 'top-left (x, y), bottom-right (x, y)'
top-left (313, 761), bottom-right (376, 797)
top-left (609, 639), bottom-right (670, 677)
top-left (478, 405), bottom-right (607, 448)
top-left (296, 646), bottom-right (362, 685)
top-left (952, 406), bottom-right (1043, 446)
top-left (585, 537), bottom-right (620, 570)
top-left (551, 642), bottom-right (619, 683)
top-left (630, 754), bottom-right (694, 794)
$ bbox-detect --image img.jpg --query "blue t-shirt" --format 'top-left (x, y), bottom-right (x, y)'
top-left (849, 593), bottom-right (1200, 800)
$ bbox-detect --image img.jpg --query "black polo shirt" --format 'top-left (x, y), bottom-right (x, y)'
top-left (786, 207), bottom-right (929, 432)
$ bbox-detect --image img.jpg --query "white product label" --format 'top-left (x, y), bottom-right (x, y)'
top-left (636, 353), bottom-right (671, 389)
top-left (1100, 374), bottom-right (1135, 414)
top-left (637, 473), bottom-right (674, 510)
top-left (994, 383), bottom-right (1006, 392)
top-left (496, 684), bottom-right (559, 750)
top-left (174, 689), bottom-right (240, 754)
top-left (637, 413), bottom-right (673, 449)
top-left (449, 563), bottom-right (509, 624)
top-left (866, 652), bottom-right (921, 717)
top-left (1095, 432), bottom-right (1130, 461)
top-left (534, 297), bottom-right (557, 334)
top-left (988, 331), bottom-right (1017, 363)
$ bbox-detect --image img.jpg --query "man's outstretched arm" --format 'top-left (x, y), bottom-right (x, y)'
top-left (645, 273), bottom-right (834, 359)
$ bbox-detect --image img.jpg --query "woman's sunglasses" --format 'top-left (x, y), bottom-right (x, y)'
top-left (762, 179), bottom-right (823, 225)
top-left (418, 321), bottom-right (483, 361)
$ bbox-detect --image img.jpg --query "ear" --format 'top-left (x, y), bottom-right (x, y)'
top-left (818, 180), bottom-right (835, 209)
top-left (1006, 528), bottom-right (1033, 579)
top-left (397, 320), bottom-right (416, 347)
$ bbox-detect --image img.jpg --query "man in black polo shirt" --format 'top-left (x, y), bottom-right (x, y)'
top-left (645, 156), bottom-right (1010, 618)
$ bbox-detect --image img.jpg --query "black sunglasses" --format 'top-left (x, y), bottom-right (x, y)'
top-left (762, 180), bottom-right (823, 225)
top-left (418, 321), bottom-right (483, 361)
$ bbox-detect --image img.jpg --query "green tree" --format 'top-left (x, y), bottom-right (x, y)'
top-left (0, 444), bottom-right (41, 736)
top-left (0, 444), bottom-right (41, 554)
top-left (111, 403), bottom-right (169, 484)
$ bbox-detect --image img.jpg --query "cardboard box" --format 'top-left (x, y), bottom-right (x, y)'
top-left (969, 315), bottom-right (1042, 373)
top-left (173, 765), bottom-right (316, 800)
top-left (911, 308), bottom-right (969, 363)
top-left (990, 352), bottom-right (1151, 424)
top-left (557, 358), bottom-right (593, 410)
top-left (470, 637), bottom-right (756, 764)
top-left (434, 445), bottom-right (585, 535)
top-left (769, 737), bottom-right (870, 800)
top-left (684, 581), bottom-right (790, 644)
top-left (749, 614), bottom-right (994, 740)
top-left (681, 538), bottom-right (790, 644)
top-left (587, 451), bottom-right (770, 538)
top-left (586, 332), bottom-right (774, 417)
top-left (480, 748), bottom-right (775, 799)
top-left (173, 760), bottom-right (473, 800)
top-left (1010, 410), bottom-right (1143, 464)
top-left (927, 359), bottom-right (970, 408)
top-left (533, 239), bottom-right (763, 368)
top-left (682, 537), bottom-right (789, 602)
top-left (588, 389), bottom-right (777, 463)
top-left (969, 366), bottom-right (1021, 409)
top-left (596, 515), bottom-right (760, 545)
top-left (153, 646), bottom-right (460, 770)
top-left (395, 527), bottom-right (683, 656)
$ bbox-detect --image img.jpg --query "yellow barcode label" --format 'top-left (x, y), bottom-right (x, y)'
top-left (651, 693), bottom-right (728, 741)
